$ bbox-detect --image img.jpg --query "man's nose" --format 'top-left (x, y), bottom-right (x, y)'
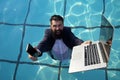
top-left (56, 26), bottom-right (60, 30)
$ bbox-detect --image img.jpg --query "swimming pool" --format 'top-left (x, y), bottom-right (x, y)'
top-left (0, 0), bottom-right (120, 80)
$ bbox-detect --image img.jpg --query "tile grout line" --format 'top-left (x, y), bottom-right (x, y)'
top-left (105, 68), bottom-right (108, 80)
top-left (58, 61), bottom-right (62, 80)
top-left (0, 22), bottom-right (120, 29)
top-left (13, 0), bottom-right (32, 80)
top-left (63, 0), bottom-right (67, 19)
top-left (0, 59), bottom-right (120, 72)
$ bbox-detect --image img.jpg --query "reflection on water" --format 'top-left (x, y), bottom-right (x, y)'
top-left (20, 0), bottom-right (120, 80)
top-left (65, 0), bottom-right (102, 27)
top-left (33, 0), bottom-right (120, 80)
top-left (0, 0), bottom-right (120, 80)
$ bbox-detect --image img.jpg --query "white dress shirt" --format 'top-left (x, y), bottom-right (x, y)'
top-left (51, 39), bottom-right (71, 61)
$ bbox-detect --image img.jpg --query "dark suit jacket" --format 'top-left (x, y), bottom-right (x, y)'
top-left (37, 27), bottom-right (84, 56)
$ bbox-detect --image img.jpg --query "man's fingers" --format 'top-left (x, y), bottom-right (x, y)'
top-left (28, 55), bottom-right (38, 61)
top-left (84, 40), bottom-right (92, 44)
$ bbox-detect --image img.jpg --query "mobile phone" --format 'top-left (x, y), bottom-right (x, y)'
top-left (26, 43), bottom-right (38, 57)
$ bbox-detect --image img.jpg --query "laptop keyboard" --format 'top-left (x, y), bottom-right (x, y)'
top-left (85, 44), bottom-right (101, 66)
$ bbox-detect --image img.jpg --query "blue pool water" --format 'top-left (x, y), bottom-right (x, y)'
top-left (0, 0), bottom-right (120, 80)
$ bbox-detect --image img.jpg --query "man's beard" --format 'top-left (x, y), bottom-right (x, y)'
top-left (52, 30), bottom-right (63, 39)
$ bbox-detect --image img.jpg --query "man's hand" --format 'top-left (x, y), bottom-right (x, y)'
top-left (28, 47), bottom-right (41, 61)
top-left (82, 40), bottom-right (92, 45)
top-left (28, 54), bottom-right (38, 61)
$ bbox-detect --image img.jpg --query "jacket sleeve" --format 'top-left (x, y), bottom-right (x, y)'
top-left (36, 29), bottom-right (54, 55)
top-left (65, 27), bottom-right (84, 46)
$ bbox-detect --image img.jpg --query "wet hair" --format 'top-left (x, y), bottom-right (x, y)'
top-left (50, 15), bottom-right (64, 24)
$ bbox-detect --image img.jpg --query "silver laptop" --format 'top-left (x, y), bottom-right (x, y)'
top-left (69, 15), bottom-right (114, 73)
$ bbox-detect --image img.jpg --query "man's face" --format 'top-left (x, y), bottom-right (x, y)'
top-left (50, 20), bottom-right (63, 37)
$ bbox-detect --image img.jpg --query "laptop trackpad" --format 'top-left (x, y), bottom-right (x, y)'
top-left (69, 45), bottom-right (85, 73)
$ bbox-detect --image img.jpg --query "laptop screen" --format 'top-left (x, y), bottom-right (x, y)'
top-left (99, 15), bottom-right (114, 46)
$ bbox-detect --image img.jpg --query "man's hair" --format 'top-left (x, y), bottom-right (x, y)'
top-left (50, 15), bottom-right (64, 24)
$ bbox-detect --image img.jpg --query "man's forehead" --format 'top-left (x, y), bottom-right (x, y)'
top-left (51, 20), bottom-right (63, 25)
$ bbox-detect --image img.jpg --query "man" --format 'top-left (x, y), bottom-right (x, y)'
top-left (29, 15), bottom-right (91, 61)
